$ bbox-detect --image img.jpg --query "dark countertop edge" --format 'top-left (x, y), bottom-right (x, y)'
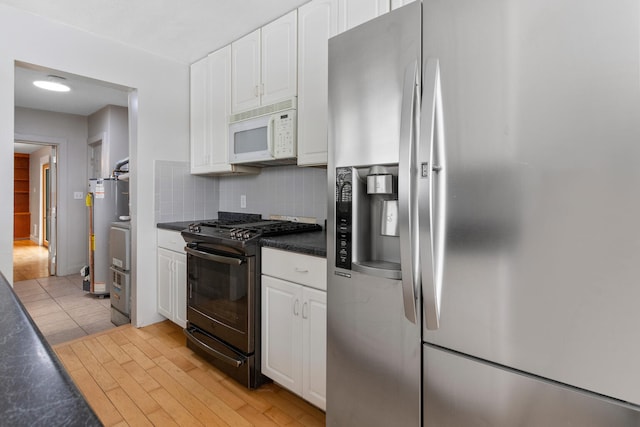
top-left (156, 221), bottom-right (195, 232)
top-left (156, 222), bottom-right (327, 257)
top-left (0, 271), bottom-right (101, 426)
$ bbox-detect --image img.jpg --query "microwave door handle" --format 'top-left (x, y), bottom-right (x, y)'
top-left (267, 115), bottom-right (276, 157)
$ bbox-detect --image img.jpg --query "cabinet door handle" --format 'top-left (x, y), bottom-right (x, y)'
top-left (254, 85), bottom-right (259, 97)
top-left (294, 267), bottom-right (309, 273)
top-left (302, 301), bottom-right (308, 319)
top-left (293, 299), bottom-right (300, 316)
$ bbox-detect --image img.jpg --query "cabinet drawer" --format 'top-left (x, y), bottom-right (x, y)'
top-left (157, 229), bottom-right (185, 252)
top-left (262, 247), bottom-right (326, 291)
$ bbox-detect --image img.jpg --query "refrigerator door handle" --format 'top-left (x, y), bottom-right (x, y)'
top-left (398, 59), bottom-right (420, 325)
top-left (420, 58), bottom-right (447, 330)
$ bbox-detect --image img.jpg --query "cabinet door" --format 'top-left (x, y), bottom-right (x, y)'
top-left (261, 10), bottom-right (298, 106)
top-left (157, 248), bottom-right (174, 319)
top-left (173, 252), bottom-right (187, 328)
top-left (297, 0), bottom-right (338, 166)
top-left (302, 287), bottom-right (327, 410)
top-left (207, 46), bottom-right (234, 173)
top-left (262, 276), bottom-right (303, 393)
top-left (338, 0), bottom-right (390, 33)
top-left (391, 0), bottom-right (415, 10)
top-left (232, 29), bottom-right (261, 113)
top-left (190, 57), bottom-right (210, 173)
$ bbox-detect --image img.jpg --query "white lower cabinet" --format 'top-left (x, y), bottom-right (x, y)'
top-left (157, 229), bottom-right (187, 328)
top-left (261, 248), bottom-right (327, 410)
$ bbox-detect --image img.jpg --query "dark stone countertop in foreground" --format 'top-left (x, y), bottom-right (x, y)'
top-left (0, 272), bottom-right (101, 426)
top-left (157, 221), bottom-right (326, 257)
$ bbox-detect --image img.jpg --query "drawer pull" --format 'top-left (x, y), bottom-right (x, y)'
top-left (294, 267), bottom-right (309, 273)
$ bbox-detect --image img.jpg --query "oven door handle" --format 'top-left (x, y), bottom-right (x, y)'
top-left (184, 327), bottom-right (245, 367)
top-left (184, 247), bottom-right (244, 265)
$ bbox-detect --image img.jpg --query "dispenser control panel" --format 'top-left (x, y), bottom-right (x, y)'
top-left (336, 167), bottom-right (352, 269)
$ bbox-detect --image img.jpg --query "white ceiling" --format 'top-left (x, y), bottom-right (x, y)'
top-left (0, 0), bottom-right (310, 64)
top-left (8, 0), bottom-right (310, 148)
top-left (8, 0), bottom-right (309, 152)
top-left (15, 62), bottom-right (130, 116)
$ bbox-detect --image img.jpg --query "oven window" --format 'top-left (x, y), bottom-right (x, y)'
top-left (187, 253), bottom-right (250, 334)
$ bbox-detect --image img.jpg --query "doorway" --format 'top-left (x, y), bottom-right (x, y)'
top-left (13, 141), bottom-right (57, 280)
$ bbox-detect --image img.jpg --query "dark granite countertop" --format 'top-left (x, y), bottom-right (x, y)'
top-left (156, 220), bottom-right (196, 232)
top-left (0, 272), bottom-right (101, 426)
top-left (260, 230), bottom-right (326, 257)
top-left (156, 220), bottom-right (326, 257)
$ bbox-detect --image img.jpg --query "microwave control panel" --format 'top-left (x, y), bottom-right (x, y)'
top-left (273, 112), bottom-right (296, 158)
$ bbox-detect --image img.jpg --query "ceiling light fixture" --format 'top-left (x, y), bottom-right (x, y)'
top-left (33, 75), bottom-right (71, 92)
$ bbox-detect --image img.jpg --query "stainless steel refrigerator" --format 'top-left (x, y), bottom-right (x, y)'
top-left (327, 1), bottom-right (640, 425)
top-left (85, 178), bottom-right (129, 295)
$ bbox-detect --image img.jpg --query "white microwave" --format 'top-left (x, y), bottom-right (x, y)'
top-left (228, 109), bottom-right (297, 164)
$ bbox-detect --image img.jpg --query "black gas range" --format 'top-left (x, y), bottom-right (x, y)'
top-left (181, 212), bottom-right (321, 254)
top-left (180, 212), bottom-right (321, 389)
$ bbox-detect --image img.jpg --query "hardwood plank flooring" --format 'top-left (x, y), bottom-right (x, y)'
top-left (13, 239), bottom-right (49, 281)
top-left (54, 321), bottom-right (326, 426)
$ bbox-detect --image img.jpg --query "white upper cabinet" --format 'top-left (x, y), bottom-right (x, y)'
top-left (231, 30), bottom-right (261, 113)
top-left (232, 11), bottom-right (298, 114)
top-left (297, 0), bottom-right (338, 166)
top-left (338, 0), bottom-right (389, 33)
top-left (190, 57), bottom-right (209, 173)
top-left (262, 11), bottom-right (298, 106)
top-left (391, 0), bottom-right (416, 10)
top-left (190, 47), bottom-right (259, 175)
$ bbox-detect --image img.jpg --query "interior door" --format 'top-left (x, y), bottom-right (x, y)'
top-left (41, 163), bottom-right (51, 247)
top-left (47, 147), bottom-right (57, 275)
top-left (422, 0), bottom-right (640, 406)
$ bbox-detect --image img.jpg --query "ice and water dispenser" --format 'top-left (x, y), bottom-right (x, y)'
top-left (335, 165), bottom-right (401, 279)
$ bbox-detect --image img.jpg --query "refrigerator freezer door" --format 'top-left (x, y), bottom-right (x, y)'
top-left (327, 272), bottom-right (421, 426)
top-left (424, 344), bottom-right (640, 426)
top-left (423, 0), bottom-right (640, 406)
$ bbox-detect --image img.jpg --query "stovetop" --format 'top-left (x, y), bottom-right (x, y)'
top-left (181, 212), bottom-right (321, 248)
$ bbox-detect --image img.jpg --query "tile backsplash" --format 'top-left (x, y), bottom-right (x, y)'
top-left (155, 162), bottom-right (327, 224)
top-left (154, 161), bottom-right (219, 223)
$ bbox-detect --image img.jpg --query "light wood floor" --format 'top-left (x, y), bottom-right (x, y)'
top-left (54, 320), bottom-right (326, 427)
top-left (13, 239), bottom-right (49, 281)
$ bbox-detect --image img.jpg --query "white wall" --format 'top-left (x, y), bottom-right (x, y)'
top-left (88, 105), bottom-right (129, 179)
top-left (17, 108), bottom-right (87, 274)
top-left (0, 4), bottom-right (189, 327)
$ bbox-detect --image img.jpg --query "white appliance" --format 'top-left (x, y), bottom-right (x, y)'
top-left (327, 1), bottom-right (640, 425)
top-left (228, 108), bottom-right (296, 164)
top-left (109, 221), bottom-right (130, 326)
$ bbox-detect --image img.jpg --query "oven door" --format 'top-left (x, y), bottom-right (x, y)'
top-left (185, 244), bottom-right (255, 353)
